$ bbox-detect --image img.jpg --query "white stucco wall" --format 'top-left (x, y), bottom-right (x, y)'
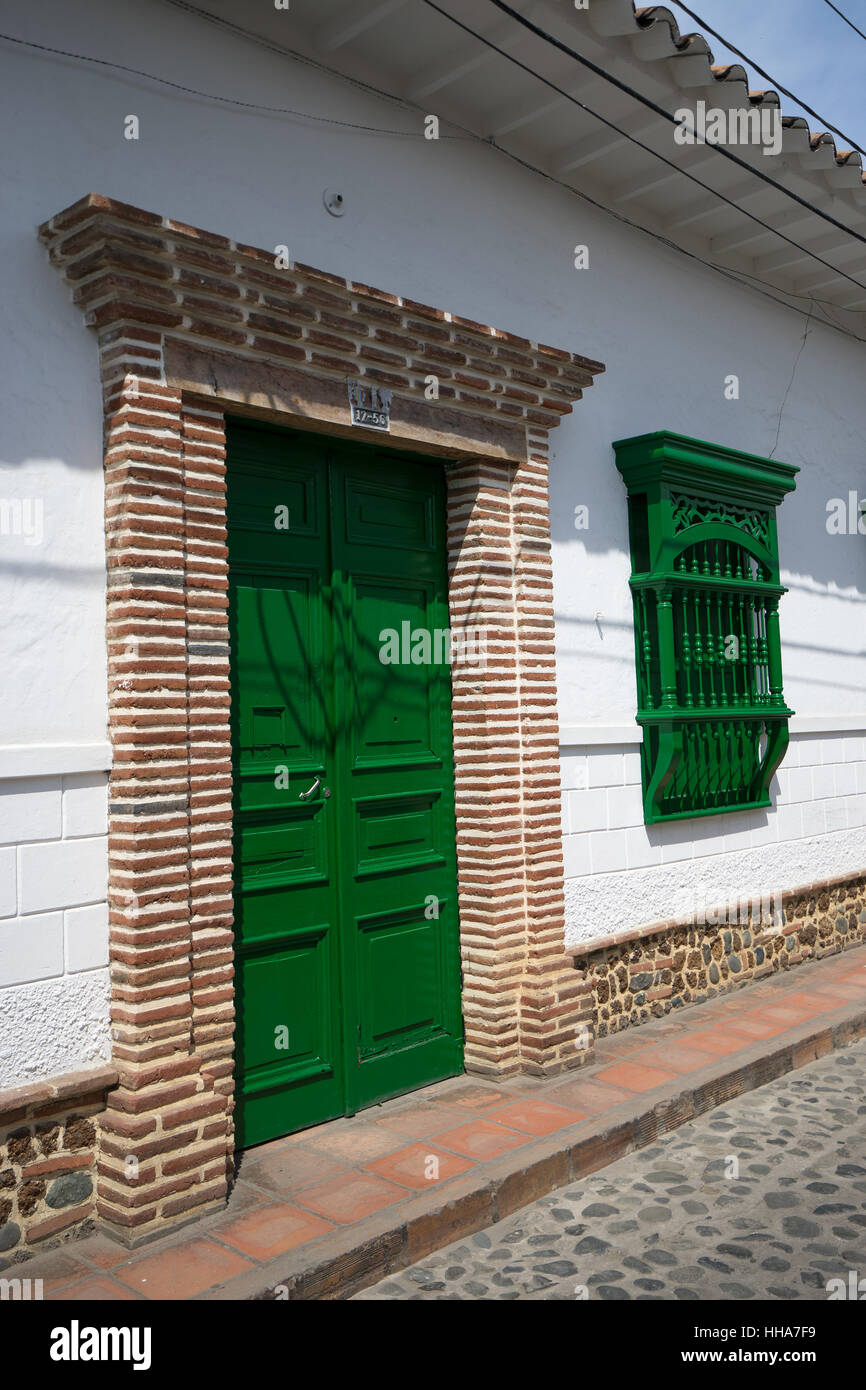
top-left (0, 773), bottom-right (110, 1084)
top-left (561, 731), bottom-right (866, 945)
top-left (0, 0), bottom-right (864, 1077)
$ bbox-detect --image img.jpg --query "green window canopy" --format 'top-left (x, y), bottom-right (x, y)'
top-left (613, 431), bottom-right (799, 826)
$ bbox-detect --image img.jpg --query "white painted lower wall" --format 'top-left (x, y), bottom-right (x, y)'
top-left (560, 729), bottom-right (866, 947)
top-left (0, 765), bottom-right (110, 1086)
top-left (4, 733), bottom-right (864, 1076)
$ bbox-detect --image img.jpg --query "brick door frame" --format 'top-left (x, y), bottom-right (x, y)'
top-left (40, 195), bottom-right (605, 1242)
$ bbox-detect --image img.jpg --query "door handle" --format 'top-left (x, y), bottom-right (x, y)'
top-left (298, 777), bottom-right (321, 801)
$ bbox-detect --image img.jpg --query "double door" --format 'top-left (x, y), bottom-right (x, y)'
top-left (227, 420), bottom-right (463, 1148)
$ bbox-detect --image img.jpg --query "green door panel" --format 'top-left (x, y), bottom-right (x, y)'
top-left (329, 453), bottom-right (462, 1113)
top-left (227, 421), bottom-right (463, 1149)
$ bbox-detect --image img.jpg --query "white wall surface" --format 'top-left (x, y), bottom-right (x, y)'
top-left (562, 732), bottom-right (866, 946)
top-left (0, 773), bottom-right (110, 1086)
top-left (0, 0), bottom-right (863, 1071)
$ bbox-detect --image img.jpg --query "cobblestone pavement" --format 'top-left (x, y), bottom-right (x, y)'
top-left (354, 1040), bottom-right (866, 1300)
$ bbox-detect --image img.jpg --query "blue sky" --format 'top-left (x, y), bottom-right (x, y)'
top-left (665, 0), bottom-right (866, 153)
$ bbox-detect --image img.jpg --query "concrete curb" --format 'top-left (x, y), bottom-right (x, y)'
top-left (196, 996), bottom-right (866, 1300)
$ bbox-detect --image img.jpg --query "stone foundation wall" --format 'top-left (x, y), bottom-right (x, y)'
top-left (575, 870), bottom-right (866, 1040)
top-left (0, 1065), bottom-right (116, 1263)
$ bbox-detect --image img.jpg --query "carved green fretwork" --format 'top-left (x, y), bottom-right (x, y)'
top-left (670, 492), bottom-right (772, 547)
top-left (614, 431), bottom-right (799, 825)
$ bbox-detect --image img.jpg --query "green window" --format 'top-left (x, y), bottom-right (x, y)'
top-left (614, 432), bottom-right (798, 825)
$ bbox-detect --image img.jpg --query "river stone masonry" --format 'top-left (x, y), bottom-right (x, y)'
top-left (0, 1065), bottom-right (116, 1262)
top-left (575, 870), bottom-right (866, 1040)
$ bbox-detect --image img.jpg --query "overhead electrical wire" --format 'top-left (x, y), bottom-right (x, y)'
top-left (474, 0), bottom-right (866, 259)
top-left (157, 0), bottom-right (454, 124)
top-left (491, 133), bottom-right (866, 348)
top-left (824, 0), bottom-right (866, 45)
top-left (669, 0), bottom-right (866, 157)
top-left (169, 0), bottom-right (866, 339)
top-left (0, 27), bottom-right (472, 140)
top-left (153, 1), bottom-right (866, 347)
top-left (6, 6), bottom-right (865, 295)
top-left (414, 0), bottom-right (866, 307)
top-left (4, 5), bottom-right (866, 348)
top-left (414, 3), bottom-right (866, 337)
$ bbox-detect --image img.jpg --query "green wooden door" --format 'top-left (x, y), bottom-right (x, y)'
top-left (227, 420), bottom-right (463, 1149)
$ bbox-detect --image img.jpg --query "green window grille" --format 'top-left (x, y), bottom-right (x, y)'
top-left (613, 432), bottom-right (799, 825)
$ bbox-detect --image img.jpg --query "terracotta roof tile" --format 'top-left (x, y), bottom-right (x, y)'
top-left (633, 3), bottom-right (866, 186)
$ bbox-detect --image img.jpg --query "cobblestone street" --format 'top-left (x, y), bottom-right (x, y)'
top-left (355, 1039), bottom-right (866, 1301)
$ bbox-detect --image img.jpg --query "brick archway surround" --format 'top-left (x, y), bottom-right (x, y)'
top-left (39, 194), bottom-right (605, 1241)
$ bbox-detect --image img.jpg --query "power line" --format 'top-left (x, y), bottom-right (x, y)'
top-left (824, 0), bottom-right (866, 44)
top-left (480, 0), bottom-right (866, 256)
top-left (489, 133), bottom-right (866, 349)
top-left (668, 1), bottom-right (866, 157)
top-left (158, 0), bottom-right (866, 343)
top-left (7, 5), bottom-right (866, 302)
top-left (0, 28), bottom-right (471, 140)
top-left (166, 0), bottom-right (866, 315)
top-left (6, 4), bottom-right (866, 349)
top-left (157, 0), bottom-right (443, 124)
top-left (159, 0), bottom-right (866, 348)
top-left (418, 0), bottom-right (866, 301)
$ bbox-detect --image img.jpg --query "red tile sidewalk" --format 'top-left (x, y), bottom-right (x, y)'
top-left (18, 943), bottom-right (866, 1302)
